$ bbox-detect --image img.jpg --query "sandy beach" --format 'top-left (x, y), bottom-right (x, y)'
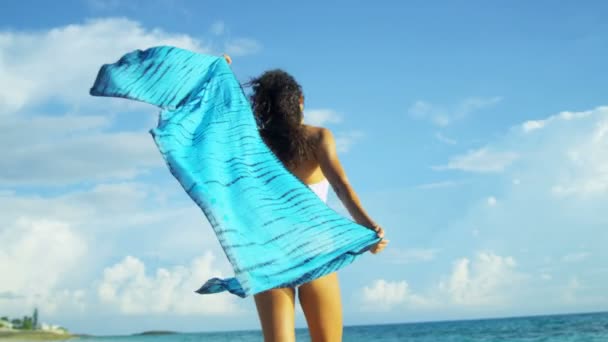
top-left (0, 330), bottom-right (79, 341)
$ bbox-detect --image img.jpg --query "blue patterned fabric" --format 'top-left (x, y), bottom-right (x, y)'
top-left (90, 46), bottom-right (381, 298)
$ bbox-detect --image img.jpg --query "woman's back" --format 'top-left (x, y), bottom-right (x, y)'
top-left (284, 125), bottom-right (330, 202)
top-left (285, 125), bottom-right (325, 181)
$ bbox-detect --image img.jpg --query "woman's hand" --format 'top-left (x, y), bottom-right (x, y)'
top-left (370, 238), bottom-right (389, 254)
top-left (367, 222), bottom-right (388, 254)
top-left (369, 222), bottom-right (384, 238)
top-left (222, 54), bottom-right (232, 65)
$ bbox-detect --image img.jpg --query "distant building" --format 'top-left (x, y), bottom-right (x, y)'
top-left (0, 318), bottom-right (14, 330)
top-left (40, 323), bottom-right (68, 334)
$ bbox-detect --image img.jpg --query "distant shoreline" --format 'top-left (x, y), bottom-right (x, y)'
top-left (133, 330), bottom-right (178, 335)
top-left (0, 330), bottom-right (81, 340)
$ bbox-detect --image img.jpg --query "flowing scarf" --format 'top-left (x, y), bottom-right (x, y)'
top-left (90, 46), bottom-right (380, 297)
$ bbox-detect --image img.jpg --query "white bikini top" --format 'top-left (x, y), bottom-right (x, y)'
top-left (308, 178), bottom-right (330, 203)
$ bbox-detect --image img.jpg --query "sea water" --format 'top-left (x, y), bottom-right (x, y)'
top-left (72, 311), bottom-right (608, 341)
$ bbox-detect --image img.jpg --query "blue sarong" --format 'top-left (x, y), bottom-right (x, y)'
top-left (90, 46), bottom-right (380, 297)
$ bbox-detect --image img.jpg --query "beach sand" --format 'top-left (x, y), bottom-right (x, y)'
top-left (0, 330), bottom-right (79, 341)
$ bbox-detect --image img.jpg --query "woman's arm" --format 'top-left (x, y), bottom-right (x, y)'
top-left (315, 127), bottom-right (384, 238)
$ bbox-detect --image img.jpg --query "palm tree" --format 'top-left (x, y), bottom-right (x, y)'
top-left (33, 308), bottom-right (39, 330)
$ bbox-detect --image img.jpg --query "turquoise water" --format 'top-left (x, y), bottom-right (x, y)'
top-left (74, 312), bottom-right (608, 341)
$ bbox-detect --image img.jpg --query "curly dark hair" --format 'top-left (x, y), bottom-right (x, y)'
top-left (247, 69), bottom-right (315, 168)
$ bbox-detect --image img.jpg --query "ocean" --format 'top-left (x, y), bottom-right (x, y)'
top-left (73, 312), bottom-right (608, 341)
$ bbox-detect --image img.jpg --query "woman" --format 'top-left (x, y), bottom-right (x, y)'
top-left (243, 64), bottom-right (389, 341)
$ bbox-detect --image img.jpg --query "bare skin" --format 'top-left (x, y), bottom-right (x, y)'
top-left (223, 54), bottom-right (389, 342)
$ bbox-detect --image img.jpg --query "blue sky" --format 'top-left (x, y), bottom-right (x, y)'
top-left (1, 0), bottom-right (607, 336)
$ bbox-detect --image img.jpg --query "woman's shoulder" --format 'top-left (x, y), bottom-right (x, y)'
top-left (302, 125), bottom-right (336, 152)
top-left (302, 124), bottom-right (333, 140)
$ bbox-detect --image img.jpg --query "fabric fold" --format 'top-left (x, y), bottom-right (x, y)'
top-left (90, 46), bottom-right (381, 298)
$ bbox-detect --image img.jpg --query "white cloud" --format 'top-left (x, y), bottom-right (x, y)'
top-left (409, 100), bottom-right (448, 126)
top-left (0, 181), bottom-right (218, 246)
top-left (302, 109), bottom-right (363, 153)
top-left (0, 218), bottom-right (87, 294)
top-left (436, 148), bottom-right (518, 173)
top-left (409, 96), bottom-right (502, 127)
top-left (435, 132), bottom-right (457, 145)
top-left (361, 280), bottom-right (409, 311)
top-left (550, 113), bottom-right (608, 197)
top-left (0, 217), bottom-right (88, 315)
top-left (459, 97), bottom-right (503, 114)
top-left (1, 182), bottom-right (232, 305)
top-left (0, 114), bottom-right (163, 185)
top-left (486, 196), bottom-right (497, 206)
top-left (359, 251), bottom-right (522, 312)
top-left (0, 18), bottom-right (225, 185)
top-left (0, 179), bottom-right (228, 318)
top-left (335, 131), bottom-right (365, 153)
top-left (1, 114), bottom-right (112, 143)
top-left (438, 252), bottom-right (521, 306)
top-left (522, 109), bottom-right (596, 133)
top-left (304, 109), bottom-right (343, 126)
top-left (98, 252), bottom-right (239, 315)
top-left (522, 120), bottom-right (545, 132)
top-left (0, 17), bottom-right (209, 114)
top-left (561, 252), bottom-right (590, 263)
top-left (423, 106), bottom-right (608, 314)
top-left (361, 279), bottom-right (427, 311)
top-left (224, 38), bottom-right (262, 56)
top-left (359, 106), bottom-right (608, 317)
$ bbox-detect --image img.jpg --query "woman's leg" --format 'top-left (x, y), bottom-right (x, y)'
top-left (254, 287), bottom-right (296, 342)
top-left (298, 272), bottom-right (343, 342)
